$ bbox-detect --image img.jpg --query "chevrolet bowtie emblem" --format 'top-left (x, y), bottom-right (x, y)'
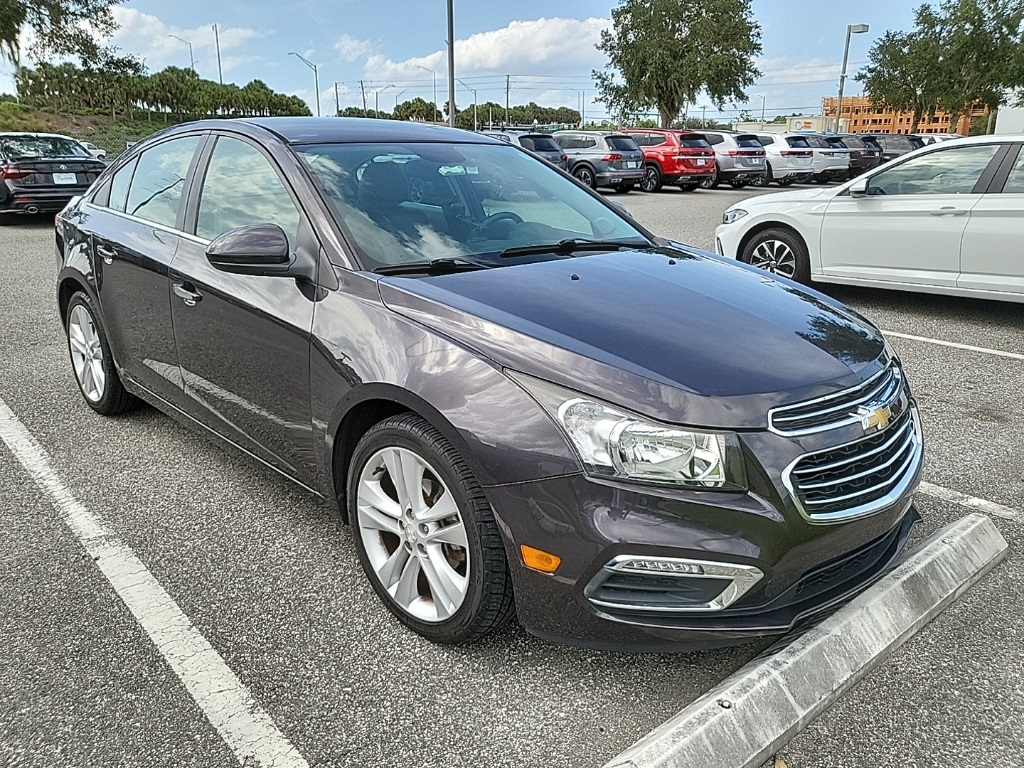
top-left (858, 405), bottom-right (892, 433)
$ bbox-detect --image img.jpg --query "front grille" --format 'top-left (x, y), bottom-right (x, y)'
top-left (787, 408), bottom-right (920, 521)
top-left (769, 363), bottom-right (903, 435)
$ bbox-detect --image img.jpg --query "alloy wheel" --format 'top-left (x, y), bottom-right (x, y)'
top-left (67, 304), bottom-right (106, 402)
top-left (574, 166), bottom-right (595, 188)
top-left (640, 166), bottom-right (660, 192)
top-left (749, 239), bottom-right (797, 278)
top-left (356, 446), bottom-right (470, 623)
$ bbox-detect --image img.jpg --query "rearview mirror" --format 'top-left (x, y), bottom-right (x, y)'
top-left (848, 177), bottom-right (868, 198)
top-left (206, 223), bottom-right (292, 275)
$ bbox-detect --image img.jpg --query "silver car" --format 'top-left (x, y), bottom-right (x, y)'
top-left (481, 130), bottom-right (568, 170)
top-left (696, 131), bottom-right (767, 189)
top-left (553, 131), bottom-right (644, 191)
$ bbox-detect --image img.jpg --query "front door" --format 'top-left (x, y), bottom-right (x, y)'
top-left (169, 134), bottom-right (320, 483)
top-left (819, 143), bottom-right (1002, 286)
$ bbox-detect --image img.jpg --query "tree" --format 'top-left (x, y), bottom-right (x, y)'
top-left (857, 1), bottom-right (1024, 131)
top-left (0, 0), bottom-right (122, 65)
top-left (594, 0), bottom-right (762, 128)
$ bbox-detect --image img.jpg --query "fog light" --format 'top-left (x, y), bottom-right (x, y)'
top-left (620, 559), bottom-right (705, 575)
top-left (521, 545), bottom-right (561, 573)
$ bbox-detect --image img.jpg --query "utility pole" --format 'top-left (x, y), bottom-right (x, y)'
top-left (334, 82), bottom-right (340, 116)
top-left (415, 65), bottom-right (438, 123)
top-left (447, 0), bottom-right (456, 127)
top-left (761, 94), bottom-right (766, 123)
top-left (359, 80), bottom-right (367, 116)
top-left (701, 104), bottom-right (707, 128)
top-left (212, 24), bottom-right (223, 85)
top-left (835, 23), bottom-right (870, 133)
top-left (169, 35), bottom-right (195, 73)
top-left (288, 52), bottom-right (320, 116)
top-left (505, 74), bottom-right (510, 125)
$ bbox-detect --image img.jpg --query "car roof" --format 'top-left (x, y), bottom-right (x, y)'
top-left (227, 117), bottom-right (501, 145)
top-left (0, 131), bottom-right (78, 139)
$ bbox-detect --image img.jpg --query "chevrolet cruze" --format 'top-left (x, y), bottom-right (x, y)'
top-left (55, 118), bottom-right (923, 650)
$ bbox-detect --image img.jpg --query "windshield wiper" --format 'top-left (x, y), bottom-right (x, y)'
top-left (374, 258), bottom-right (490, 276)
top-left (498, 238), bottom-right (649, 259)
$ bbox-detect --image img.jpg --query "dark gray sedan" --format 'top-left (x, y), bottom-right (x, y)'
top-left (55, 118), bottom-right (922, 650)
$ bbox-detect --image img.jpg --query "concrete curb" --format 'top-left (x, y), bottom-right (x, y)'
top-left (603, 513), bottom-right (1008, 768)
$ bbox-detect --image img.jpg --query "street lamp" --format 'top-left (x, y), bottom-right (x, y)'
top-left (835, 23), bottom-right (869, 133)
top-left (168, 35), bottom-right (195, 73)
top-left (374, 84), bottom-right (394, 116)
top-left (415, 65), bottom-right (438, 122)
top-left (289, 52), bottom-right (321, 117)
top-left (447, 0), bottom-right (455, 127)
top-left (456, 78), bottom-right (477, 130)
top-left (394, 88), bottom-right (408, 112)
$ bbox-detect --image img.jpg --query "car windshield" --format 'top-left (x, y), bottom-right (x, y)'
top-left (518, 135), bottom-right (560, 152)
top-left (0, 135), bottom-right (90, 159)
top-left (297, 142), bottom-right (649, 271)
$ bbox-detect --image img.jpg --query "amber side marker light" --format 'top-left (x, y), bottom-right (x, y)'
top-left (521, 545), bottom-right (561, 574)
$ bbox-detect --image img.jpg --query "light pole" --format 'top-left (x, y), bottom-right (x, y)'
top-left (701, 104), bottom-right (708, 128)
top-left (446, 0), bottom-right (455, 127)
top-left (212, 24), bottom-right (223, 84)
top-left (456, 78), bottom-right (477, 130)
top-left (394, 88), bottom-right (408, 112)
top-left (760, 94), bottom-right (766, 123)
top-left (374, 84), bottom-right (394, 116)
top-left (835, 23), bottom-right (869, 133)
top-left (289, 52), bottom-right (320, 117)
top-left (168, 34), bottom-right (195, 73)
top-left (415, 65), bottom-right (438, 122)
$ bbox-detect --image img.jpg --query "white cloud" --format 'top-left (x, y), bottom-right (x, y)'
top-left (334, 34), bottom-right (375, 63)
top-left (105, 8), bottom-right (264, 77)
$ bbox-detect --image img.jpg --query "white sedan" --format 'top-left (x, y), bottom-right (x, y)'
top-left (715, 135), bottom-right (1024, 303)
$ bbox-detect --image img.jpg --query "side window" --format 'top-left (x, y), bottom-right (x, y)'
top-left (582, 137), bottom-right (598, 149)
top-left (998, 148), bottom-right (1024, 193)
top-left (196, 136), bottom-right (301, 245)
top-left (868, 145), bottom-right (1001, 196)
top-left (648, 134), bottom-right (667, 147)
top-left (125, 136), bottom-right (200, 228)
top-left (107, 157), bottom-right (138, 212)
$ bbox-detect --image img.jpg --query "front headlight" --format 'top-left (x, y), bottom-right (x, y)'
top-left (511, 374), bottom-right (746, 491)
top-left (722, 208), bottom-right (748, 225)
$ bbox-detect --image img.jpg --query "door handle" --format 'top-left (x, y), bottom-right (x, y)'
top-left (96, 244), bottom-right (116, 264)
top-left (172, 282), bottom-right (202, 307)
top-left (930, 207), bottom-right (968, 216)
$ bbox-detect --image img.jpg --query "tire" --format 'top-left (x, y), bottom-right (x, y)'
top-left (753, 163), bottom-right (773, 187)
top-left (640, 164), bottom-right (663, 192)
top-left (698, 172), bottom-right (720, 190)
top-left (728, 181), bottom-right (748, 189)
top-left (777, 178), bottom-right (796, 187)
top-left (348, 413), bottom-right (515, 644)
top-left (740, 227), bottom-right (811, 284)
top-left (572, 165), bottom-right (596, 189)
top-left (65, 292), bottom-right (138, 414)
top-left (678, 183), bottom-right (698, 192)
top-left (611, 182), bottom-right (634, 193)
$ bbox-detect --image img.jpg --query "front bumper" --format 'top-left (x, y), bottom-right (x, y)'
top-left (485, 407), bottom-right (922, 651)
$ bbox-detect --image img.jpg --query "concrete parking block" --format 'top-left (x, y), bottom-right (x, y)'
top-left (602, 513), bottom-right (1008, 768)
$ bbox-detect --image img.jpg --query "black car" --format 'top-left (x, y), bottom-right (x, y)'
top-left (0, 132), bottom-right (106, 221)
top-left (55, 118), bottom-right (923, 651)
top-left (863, 133), bottom-right (922, 163)
top-left (830, 135), bottom-right (882, 177)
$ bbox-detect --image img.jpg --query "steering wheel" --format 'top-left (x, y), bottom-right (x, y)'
top-left (469, 211), bottom-right (524, 240)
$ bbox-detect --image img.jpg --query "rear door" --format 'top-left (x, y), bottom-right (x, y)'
top-left (87, 133), bottom-right (205, 404)
top-left (168, 132), bottom-right (320, 482)
top-left (819, 143), bottom-right (1004, 285)
top-left (957, 142), bottom-right (1024, 295)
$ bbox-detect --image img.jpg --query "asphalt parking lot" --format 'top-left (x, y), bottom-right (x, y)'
top-left (1, 185), bottom-right (1021, 768)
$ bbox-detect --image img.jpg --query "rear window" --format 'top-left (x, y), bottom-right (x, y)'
top-left (704, 133), bottom-right (724, 146)
top-left (519, 135), bottom-right (560, 153)
top-left (831, 136), bottom-right (862, 149)
top-left (878, 135), bottom-right (914, 151)
top-left (860, 136), bottom-right (882, 150)
top-left (785, 137), bottom-right (812, 148)
top-left (802, 135), bottom-right (832, 148)
top-left (606, 136), bottom-right (640, 151)
top-left (755, 135), bottom-right (775, 146)
top-left (735, 135), bottom-right (763, 149)
top-left (0, 135), bottom-right (90, 159)
top-left (907, 136), bottom-right (925, 149)
top-left (677, 137), bottom-right (711, 148)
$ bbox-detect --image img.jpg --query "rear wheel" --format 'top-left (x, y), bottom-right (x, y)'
top-left (678, 183), bottom-right (699, 192)
top-left (640, 164), bottom-right (663, 192)
top-left (728, 181), bottom-right (748, 189)
top-left (65, 292), bottom-right (138, 414)
top-left (740, 227), bottom-right (810, 284)
top-left (611, 182), bottom-right (634, 193)
top-left (698, 172), bottom-right (720, 190)
top-left (349, 414), bottom-right (515, 644)
top-left (572, 165), bottom-right (596, 189)
top-left (777, 177), bottom-right (796, 187)
top-left (752, 164), bottom-right (773, 187)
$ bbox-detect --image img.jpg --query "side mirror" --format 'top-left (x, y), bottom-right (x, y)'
top-left (848, 177), bottom-right (869, 198)
top-left (205, 223), bottom-right (292, 276)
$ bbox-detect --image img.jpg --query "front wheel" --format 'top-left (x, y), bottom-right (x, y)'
top-left (572, 165), bottom-right (596, 189)
top-left (65, 292), bottom-right (138, 414)
top-left (640, 165), bottom-right (663, 192)
top-left (349, 414), bottom-right (515, 644)
top-left (740, 228), bottom-right (811, 284)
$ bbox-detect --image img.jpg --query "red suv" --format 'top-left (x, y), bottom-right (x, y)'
top-left (622, 129), bottom-right (717, 192)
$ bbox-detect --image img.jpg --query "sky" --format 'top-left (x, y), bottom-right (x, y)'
top-left (0, 0), bottom-right (921, 121)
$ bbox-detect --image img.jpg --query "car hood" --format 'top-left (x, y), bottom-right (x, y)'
top-left (745, 187), bottom-right (835, 206)
top-left (377, 248), bottom-right (886, 429)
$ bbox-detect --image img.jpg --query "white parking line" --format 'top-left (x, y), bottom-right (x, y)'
top-left (882, 330), bottom-right (1024, 361)
top-left (919, 481), bottom-right (1019, 520)
top-left (0, 397), bottom-right (309, 768)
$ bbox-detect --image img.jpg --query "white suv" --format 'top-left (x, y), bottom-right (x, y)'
top-left (796, 133), bottom-right (850, 183)
top-left (751, 134), bottom-right (814, 186)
